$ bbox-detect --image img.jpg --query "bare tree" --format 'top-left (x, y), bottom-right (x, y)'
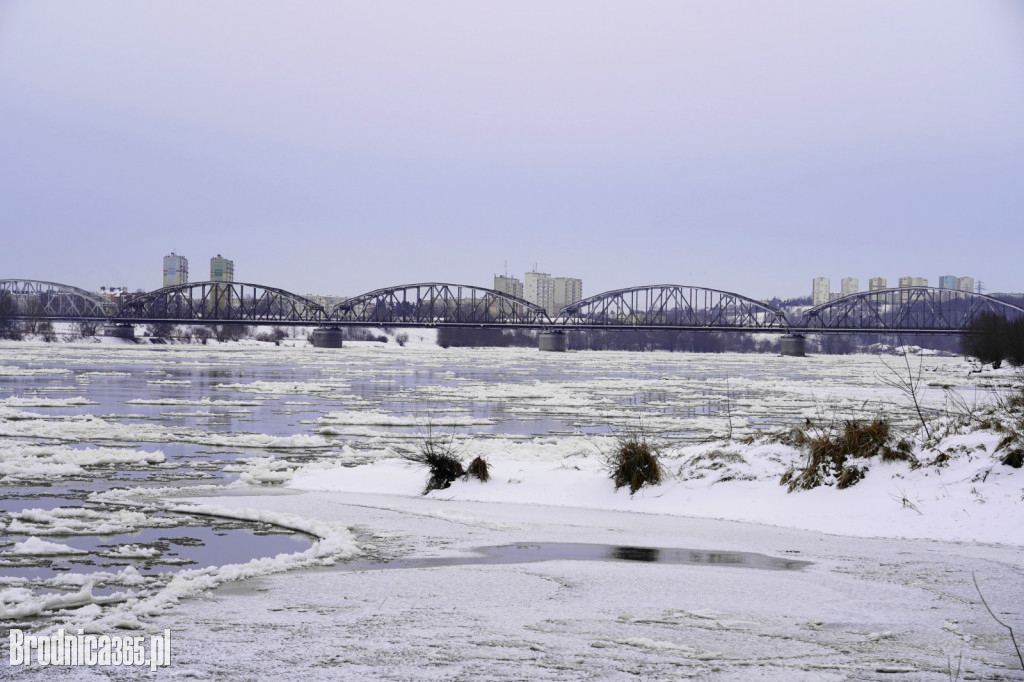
top-left (876, 337), bottom-right (932, 441)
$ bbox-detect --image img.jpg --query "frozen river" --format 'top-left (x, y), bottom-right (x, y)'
top-left (2, 340), bottom-right (1022, 679)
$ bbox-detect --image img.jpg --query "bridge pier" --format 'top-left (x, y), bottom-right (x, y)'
top-left (311, 327), bottom-right (344, 348)
top-left (538, 331), bottom-right (567, 352)
top-left (779, 334), bottom-right (806, 357)
top-left (102, 323), bottom-right (136, 340)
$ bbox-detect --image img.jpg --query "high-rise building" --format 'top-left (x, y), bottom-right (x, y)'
top-left (163, 253), bottom-right (189, 287)
top-left (812, 277), bottom-right (830, 306)
top-left (210, 255), bottom-right (235, 282)
top-left (938, 275), bottom-right (957, 290)
top-left (898, 276), bottom-right (928, 303)
top-left (868, 277), bottom-right (887, 291)
top-left (841, 277), bottom-right (858, 297)
top-left (956, 276), bottom-right (975, 293)
top-left (525, 271), bottom-right (554, 313)
top-left (493, 275), bottom-right (524, 300)
top-left (551, 277), bottom-right (583, 316)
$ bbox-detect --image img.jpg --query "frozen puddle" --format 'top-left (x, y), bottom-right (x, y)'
top-left (343, 543), bottom-right (811, 572)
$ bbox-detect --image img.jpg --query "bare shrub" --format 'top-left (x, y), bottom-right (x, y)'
top-left (876, 342), bottom-right (932, 441)
top-left (605, 428), bottom-right (663, 494)
top-left (214, 324), bottom-right (250, 342)
top-left (191, 326), bottom-right (212, 344)
top-left (402, 426), bottom-right (465, 494)
top-left (781, 418), bottom-right (915, 492)
top-left (1001, 449), bottom-right (1024, 468)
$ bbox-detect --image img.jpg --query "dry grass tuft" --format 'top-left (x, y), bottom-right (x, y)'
top-left (401, 426), bottom-right (465, 494)
top-left (465, 456), bottom-right (490, 482)
top-left (606, 431), bottom-right (663, 494)
top-left (420, 448), bottom-right (464, 494)
top-left (782, 418), bottom-right (917, 492)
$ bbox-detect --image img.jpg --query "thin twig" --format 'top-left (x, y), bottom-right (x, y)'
top-left (947, 650), bottom-right (962, 682)
top-left (972, 571), bottom-right (1024, 670)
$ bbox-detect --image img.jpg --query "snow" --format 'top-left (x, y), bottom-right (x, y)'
top-left (0, 443), bottom-right (165, 481)
top-left (0, 413), bottom-right (333, 449)
top-left (2, 343), bottom-right (1022, 679)
top-left (212, 380), bottom-right (339, 395)
top-left (3, 537), bottom-right (88, 556)
top-left (0, 396), bottom-right (97, 407)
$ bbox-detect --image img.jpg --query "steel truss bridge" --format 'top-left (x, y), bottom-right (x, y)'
top-left (1, 279), bottom-right (1022, 335)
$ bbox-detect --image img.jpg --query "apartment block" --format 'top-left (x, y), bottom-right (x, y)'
top-left (162, 253), bottom-right (189, 288)
top-left (840, 277), bottom-right (858, 297)
top-left (812, 277), bottom-right (830, 306)
top-left (551, 277), bottom-right (583, 316)
top-left (956, 276), bottom-right (975, 293)
top-left (210, 255), bottom-right (235, 282)
top-left (525, 271), bottom-right (554, 313)
top-left (493, 275), bottom-right (524, 300)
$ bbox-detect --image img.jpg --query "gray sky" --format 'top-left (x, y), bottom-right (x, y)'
top-left (2, 1), bottom-right (1023, 300)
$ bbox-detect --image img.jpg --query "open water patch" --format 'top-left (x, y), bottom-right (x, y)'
top-left (341, 542), bottom-right (811, 572)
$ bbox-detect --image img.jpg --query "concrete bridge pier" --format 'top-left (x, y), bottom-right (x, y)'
top-left (311, 327), bottom-right (344, 348)
top-left (779, 334), bottom-right (806, 357)
top-left (103, 323), bottom-right (136, 340)
top-left (538, 330), bottom-right (567, 352)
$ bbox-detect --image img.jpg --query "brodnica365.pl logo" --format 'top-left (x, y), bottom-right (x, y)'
top-left (9, 628), bottom-right (171, 671)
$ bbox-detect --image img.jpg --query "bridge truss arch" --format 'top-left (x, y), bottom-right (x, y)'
top-left (332, 283), bottom-right (552, 326)
top-left (0, 279), bottom-right (116, 319)
top-left (116, 282), bottom-right (327, 324)
top-left (796, 287), bottom-right (1024, 333)
top-left (555, 285), bottom-right (790, 331)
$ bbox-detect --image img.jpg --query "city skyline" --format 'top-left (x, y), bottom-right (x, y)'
top-left (2, 2), bottom-right (1023, 299)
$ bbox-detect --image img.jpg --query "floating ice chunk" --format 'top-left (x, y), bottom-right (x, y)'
top-left (0, 583), bottom-right (96, 619)
top-left (3, 537), bottom-right (88, 556)
top-left (126, 397), bottom-right (263, 406)
top-left (0, 414), bottom-right (331, 449)
top-left (5, 506), bottom-right (180, 536)
top-left (0, 396), bottom-right (97, 407)
top-left (0, 365), bottom-right (71, 376)
top-left (101, 545), bottom-right (162, 559)
top-left (312, 410), bottom-right (497, 427)
top-left (213, 381), bottom-right (338, 395)
top-left (0, 443), bottom-right (165, 481)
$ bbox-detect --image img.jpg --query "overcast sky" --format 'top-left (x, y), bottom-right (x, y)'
top-left (2, 1), bottom-right (1022, 300)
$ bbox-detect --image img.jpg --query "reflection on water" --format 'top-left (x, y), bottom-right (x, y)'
top-left (341, 542), bottom-right (811, 572)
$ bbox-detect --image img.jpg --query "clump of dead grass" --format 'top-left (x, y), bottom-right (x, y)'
top-left (401, 426), bottom-right (465, 494)
top-left (464, 456), bottom-right (490, 482)
top-left (780, 418), bottom-right (915, 492)
top-left (604, 429), bottom-right (663, 494)
top-left (401, 426), bottom-right (494, 492)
